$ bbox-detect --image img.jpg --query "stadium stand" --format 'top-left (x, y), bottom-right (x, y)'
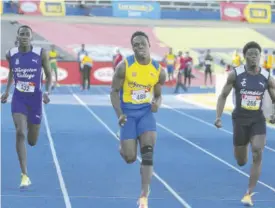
top-left (66, 0), bottom-right (275, 11)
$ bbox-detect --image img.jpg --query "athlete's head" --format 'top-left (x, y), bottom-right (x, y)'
top-left (273, 50), bottom-right (275, 55)
top-left (51, 44), bottom-right (55, 50)
top-left (131, 31), bottom-right (150, 59)
top-left (243, 41), bottom-right (261, 69)
top-left (17, 25), bottom-right (32, 47)
top-left (169, 48), bottom-right (173, 54)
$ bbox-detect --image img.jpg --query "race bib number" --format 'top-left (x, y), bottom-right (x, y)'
top-left (131, 89), bottom-right (150, 103)
top-left (16, 81), bottom-right (35, 93)
top-left (167, 59), bottom-right (174, 65)
top-left (205, 60), bottom-right (211, 65)
top-left (241, 95), bottom-right (261, 110)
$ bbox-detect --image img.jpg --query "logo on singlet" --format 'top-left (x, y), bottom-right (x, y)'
top-left (14, 67), bottom-right (37, 80)
top-left (259, 82), bottom-right (265, 88)
top-left (240, 78), bottom-right (246, 87)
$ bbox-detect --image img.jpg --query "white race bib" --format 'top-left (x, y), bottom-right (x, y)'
top-left (16, 81), bottom-right (35, 93)
top-left (167, 59), bottom-right (174, 65)
top-left (205, 60), bottom-right (211, 65)
top-left (131, 89), bottom-right (150, 103)
top-left (241, 95), bottom-right (261, 110)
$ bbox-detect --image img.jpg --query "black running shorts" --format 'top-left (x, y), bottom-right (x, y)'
top-left (232, 116), bottom-right (266, 146)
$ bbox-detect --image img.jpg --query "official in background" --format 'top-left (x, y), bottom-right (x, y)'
top-left (183, 52), bottom-right (193, 87)
top-left (204, 49), bottom-right (214, 87)
top-left (113, 48), bottom-right (123, 71)
top-left (81, 54), bottom-right (93, 90)
top-left (174, 51), bottom-right (187, 93)
top-left (77, 44), bottom-right (88, 87)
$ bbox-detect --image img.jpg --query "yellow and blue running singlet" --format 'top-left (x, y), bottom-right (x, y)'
top-left (165, 54), bottom-right (175, 74)
top-left (120, 55), bottom-right (161, 140)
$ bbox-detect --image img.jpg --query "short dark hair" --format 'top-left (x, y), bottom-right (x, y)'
top-left (131, 31), bottom-right (149, 45)
top-left (17, 25), bottom-right (32, 34)
top-left (243, 41), bottom-right (262, 55)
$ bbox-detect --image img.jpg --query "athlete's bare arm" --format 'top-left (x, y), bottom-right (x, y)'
top-left (267, 76), bottom-right (275, 114)
top-left (110, 61), bottom-right (126, 118)
top-left (41, 49), bottom-right (52, 93)
top-left (152, 68), bottom-right (166, 106)
top-left (5, 52), bottom-right (13, 93)
top-left (216, 71), bottom-right (236, 119)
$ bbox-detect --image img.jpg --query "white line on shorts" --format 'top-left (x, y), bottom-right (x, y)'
top-left (42, 106), bottom-right (72, 208)
top-left (72, 93), bottom-right (192, 208)
top-left (157, 123), bottom-right (275, 193)
top-left (162, 104), bottom-right (275, 153)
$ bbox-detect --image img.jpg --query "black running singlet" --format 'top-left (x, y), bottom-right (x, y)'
top-left (232, 65), bottom-right (269, 118)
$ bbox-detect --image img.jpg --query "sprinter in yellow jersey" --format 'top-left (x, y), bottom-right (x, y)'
top-left (49, 45), bottom-right (61, 88)
top-left (164, 48), bottom-right (176, 82)
top-left (111, 31), bottom-right (166, 208)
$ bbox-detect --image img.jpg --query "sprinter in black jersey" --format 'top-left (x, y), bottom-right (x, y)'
top-left (215, 41), bottom-right (275, 206)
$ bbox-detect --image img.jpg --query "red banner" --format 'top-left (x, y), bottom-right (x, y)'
top-left (19, 0), bottom-right (41, 15)
top-left (0, 60), bottom-right (114, 85)
top-left (220, 2), bottom-right (246, 22)
top-left (1, 60), bottom-right (180, 86)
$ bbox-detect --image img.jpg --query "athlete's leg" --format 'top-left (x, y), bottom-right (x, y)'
top-left (184, 69), bottom-right (188, 86)
top-left (87, 66), bottom-right (91, 89)
top-left (84, 66), bottom-right (89, 89)
top-left (167, 66), bottom-right (172, 81)
top-left (247, 118), bottom-right (266, 194)
top-left (139, 131), bottom-right (156, 197)
top-left (137, 110), bottom-right (157, 197)
top-left (27, 94), bottom-right (42, 146)
top-left (174, 72), bottom-right (180, 93)
top-left (204, 70), bottom-right (207, 86)
top-left (82, 68), bottom-right (86, 89)
top-left (120, 116), bottom-right (138, 163)
top-left (247, 134), bottom-right (265, 194)
top-left (232, 118), bottom-right (249, 166)
top-left (12, 113), bottom-right (28, 175)
top-left (27, 124), bottom-right (41, 146)
top-left (120, 139), bottom-right (138, 163)
top-left (209, 69), bottom-right (213, 85)
top-left (234, 145), bottom-right (249, 166)
top-left (188, 71), bottom-right (192, 87)
top-left (54, 68), bottom-right (58, 85)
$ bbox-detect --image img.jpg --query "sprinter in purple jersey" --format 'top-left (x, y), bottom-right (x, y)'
top-left (215, 41), bottom-right (275, 206)
top-left (1, 25), bottom-right (52, 188)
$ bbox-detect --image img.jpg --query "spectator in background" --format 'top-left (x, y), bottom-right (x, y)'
top-left (79, 0), bottom-right (92, 16)
top-left (232, 49), bottom-right (242, 67)
top-left (113, 48), bottom-right (123, 71)
top-left (226, 64), bottom-right (232, 72)
top-left (49, 45), bottom-right (63, 88)
top-left (198, 50), bottom-right (205, 68)
top-left (163, 47), bottom-right (176, 82)
top-left (80, 54), bottom-right (93, 90)
top-left (184, 52), bottom-right (193, 88)
top-left (77, 44), bottom-right (88, 87)
top-left (7, 0), bottom-right (19, 14)
top-left (204, 49), bottom-right (213, 87)
top-left (174, 51), bottom-right (187, 93)
top-left (263, 49), bottom-right (272, 73)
